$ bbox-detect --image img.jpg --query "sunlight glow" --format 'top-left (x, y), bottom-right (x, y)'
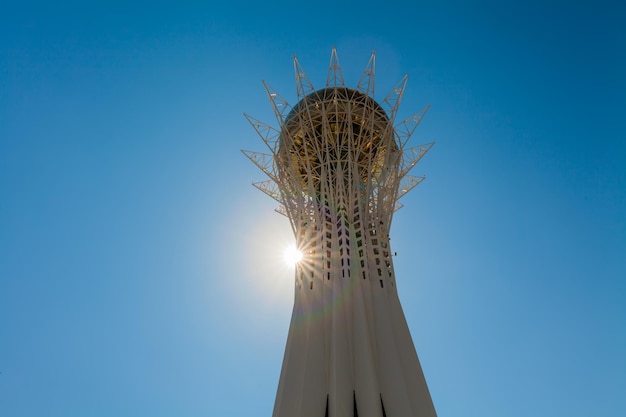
top-left (283, 245), bottom-right (303, 265)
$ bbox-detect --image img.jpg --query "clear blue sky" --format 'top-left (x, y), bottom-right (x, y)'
top-left (1, 1), bottom-right (625, 416)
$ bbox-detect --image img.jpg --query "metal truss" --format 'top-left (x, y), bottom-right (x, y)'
top-left (242, 48), bottom-right (434, 228)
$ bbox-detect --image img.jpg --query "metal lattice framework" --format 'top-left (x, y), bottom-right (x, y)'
top-left (243, 49), bottom-right (437, 417)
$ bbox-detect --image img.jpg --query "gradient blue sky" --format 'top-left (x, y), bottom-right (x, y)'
top-left (1, 1), bottom-right (625, 416)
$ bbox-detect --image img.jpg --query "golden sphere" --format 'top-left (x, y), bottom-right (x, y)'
top-left (279, 88), bottom-right (396, 194)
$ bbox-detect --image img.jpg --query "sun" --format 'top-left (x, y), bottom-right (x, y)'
top-left (283, 245), bottom-right (303, 265)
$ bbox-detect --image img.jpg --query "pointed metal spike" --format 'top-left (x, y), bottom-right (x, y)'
top-left (382, 74), bottom-right (408, 125)
top-left (399, 142), bottom-right (435, 178)
top-left (394, 104), bottom-right (431, 148)
top-left (241, 150), bottom-right (280, 182)
top-left (396, 175), bottom-right (425, 200)
top-left (293, 55), bottom-right (316, 102)
top-left (325, 47), bottom-right (345, 88)
top-left (253, 179), bottom-right (283, 203)
top-left (244, 113), bottom-right (282, 154)
top-left (356, 50), bottom-right (375, 96)
top-left (263, 81), bottom-right (292, 125)
top-left (274, 205), bottom-right (289, 217)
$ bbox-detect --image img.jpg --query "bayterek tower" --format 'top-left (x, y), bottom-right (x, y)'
top-left (243, 48), bottom-right (437, 417)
